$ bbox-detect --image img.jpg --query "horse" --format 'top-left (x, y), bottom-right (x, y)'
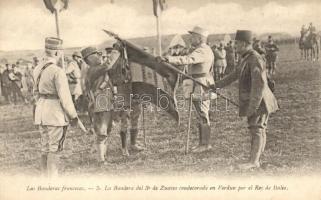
top-left (300, 32), bottom-right (320, 61)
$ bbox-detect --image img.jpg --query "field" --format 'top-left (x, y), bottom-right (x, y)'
top-left (0, 43), bottom-right (320, 177)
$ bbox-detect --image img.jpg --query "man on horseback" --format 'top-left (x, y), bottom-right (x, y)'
top-left (81, 46), bottom-right (115, 165)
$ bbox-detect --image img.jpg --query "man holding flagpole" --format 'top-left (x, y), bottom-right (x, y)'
top-left (162, 26), bottom-right (215, 153)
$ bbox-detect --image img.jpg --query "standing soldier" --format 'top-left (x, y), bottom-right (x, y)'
top-left (265, 36), bottom-right (279, 76)
top-left (163, 26), bottom-right (215, 152)
top-left (1, 64), bottom-right (11, 103)
top-left (81, 46), bottom-right (115, 165)
top-left (225, 41), bottom-right (236, 75)
top-left (214, 43), bottom-right (227, 80)
top-left (215, 30), bottom-right (279, 170)
top-left (33, 37), bottom-right (78, 177)
top-left (65, 55), bottom-right (82, 106)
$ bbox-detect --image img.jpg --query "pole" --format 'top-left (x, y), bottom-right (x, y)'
top-left (142, 105), bottom-right (147, 147)
top-left (54, 10), bottom-right (60, 38)
top-left (156, 15), bottom-right (162, 56)
top-left (54, 9), bottom-right (65, 70)
top-left (185, 93), bottom-right (193, 155)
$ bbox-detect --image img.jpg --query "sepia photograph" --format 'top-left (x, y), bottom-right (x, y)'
top-left (0, 0), bottom-right (320, 199)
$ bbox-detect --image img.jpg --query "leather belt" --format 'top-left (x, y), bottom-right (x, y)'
top-left (39, 93), bottom-right (59, 99)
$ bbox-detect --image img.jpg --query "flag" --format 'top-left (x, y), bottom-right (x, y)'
top-left (152, 0), bottom-right (166, 17)
top-left (43, 0), bottom-right (68, 13)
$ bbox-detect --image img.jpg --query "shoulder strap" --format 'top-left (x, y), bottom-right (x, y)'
top-left (35, 62), bottom-right (53, 92)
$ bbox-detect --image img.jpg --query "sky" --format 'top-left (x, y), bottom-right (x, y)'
top-left (0, 0), bottom-right (320, 51)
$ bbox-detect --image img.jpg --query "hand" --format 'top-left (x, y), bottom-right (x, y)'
top-left (156, 56), bottom-right (168, 63)
top-left (70, 117), bottom-right (78, 127)
top-left (209, 84), bottom-right (216, 92)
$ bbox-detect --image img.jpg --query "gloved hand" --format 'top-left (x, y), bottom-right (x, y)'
top-left (70, 117), bottom-right (78, 127)
top-left (156, 56), bottom-right (168, 63)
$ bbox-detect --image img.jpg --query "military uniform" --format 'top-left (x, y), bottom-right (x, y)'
top-left (216, 30), bottom-right (279, 169)
top-left (165, 26), bottom-right (215, 152)
top-left (81, 46), bottom-right (118, 164)
top-left (33, 37), bottom-right (78, 177)
top-left (264, 40), bottom-right (279, 76)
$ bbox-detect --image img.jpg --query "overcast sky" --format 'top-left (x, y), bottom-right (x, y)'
top-left (0, 0), bottom-right (320, 51)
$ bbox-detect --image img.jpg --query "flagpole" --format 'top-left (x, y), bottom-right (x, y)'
top-left (54, 9), bottom-right (60, 38)
top-left (54, 8), bottom-right (64, 70)
top-left (156, 15), bottom-right (162, 56)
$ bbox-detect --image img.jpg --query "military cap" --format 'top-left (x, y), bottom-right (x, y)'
top-left (81, 46), bottom-right (101, 59)
top-left (188, 26), bottom-right (209, 38)
top-left (235, 30), bottom-right (253, 43)
top-left (72, 51), bottom-right (82, 58)
top-left (45, 37), bottom-right (63, 50)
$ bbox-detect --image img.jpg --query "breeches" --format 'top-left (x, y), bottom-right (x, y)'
top-left (92, 111), bottom-right (113, 144)
top-left (193, 99), bottom-right (210, 125)
top-left (39, 125), bottom-right (67, 153)
top-left (247, 111), bottom-right (269, 133)
top-left (119, 100), bottom-right (141, 132)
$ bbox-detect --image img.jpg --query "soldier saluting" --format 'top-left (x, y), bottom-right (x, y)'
top-left (215, 30), bottom-right (279, 170)
top-left (33, 37), bottom-right (78, 177)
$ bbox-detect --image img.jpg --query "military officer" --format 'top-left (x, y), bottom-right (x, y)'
top-left (81, 46), bottom-right (116, 165)
top-left (163, 26), bottom-right (215, 153)
top-left (33, 37), bottom-right (78, 177)
top-left (265, 36), bottom-right (279, 76)
top-left (215, 30), bottom-right (279, 170)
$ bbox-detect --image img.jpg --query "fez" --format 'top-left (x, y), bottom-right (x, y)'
top-left (235, 30), bottom-right (253, 43)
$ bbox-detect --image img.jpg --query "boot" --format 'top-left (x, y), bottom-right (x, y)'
top-left (192, 123), bottom-right (212, 153)
top-left (40, 154), bottom-right (47, 177)
top-left (120, 131), bottom-right (129, 156)
top-left (238, 129), bottom-right (264, 170)
top-left (47, 153), bottom-right (59, 178)
top-left (129, 128), bottom-right (145, 152)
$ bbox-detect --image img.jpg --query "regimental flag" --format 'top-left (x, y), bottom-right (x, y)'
top-left (152, 0), bottom-right (166, 17)
top-left (43, 0), bottom-right (68, 13)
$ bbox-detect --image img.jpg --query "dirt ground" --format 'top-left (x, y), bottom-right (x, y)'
top-left (0, 43), bottom-right (320, 177)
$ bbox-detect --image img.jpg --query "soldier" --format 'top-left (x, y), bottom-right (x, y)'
top-left (253, 39), bottom-right (266, 56)
top-left (308, 22), bottom-right (316, 36)
top-left (225, 41), bottom-right (236, 75)
top-left (33, 57), bottom-right (39, 69)
top-left (163, 26), bottom-right (215, 152)
top-left (33, 37), bottom-right (78, 177)
top-left (1, 64), bottom-right (11, 103)
top-left (65, 55), bottom-right (82, 105)
top-left (110, 43), bottom-right (146, 156)
top-left (214, 42), bottom-right (227, 80)
top-left (81, 46), bottom-right (115, 165)
top-left (215, 30), bottom-right (279, 170)
top-left (9, 64), bottom-right (26, 104)
top-left (265, 36), bottom-right (279, 76)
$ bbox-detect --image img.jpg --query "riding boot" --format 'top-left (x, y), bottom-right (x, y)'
top-left (192, 123), bottom-right (212, 153)
top-left (129, 128), bottom-right (145, 152)
top-left (120, 131), bottom-right (129, 156)
top-left (47, 153), bottom-right (59, 178)
top-left (40, 154), bottom-right (47, 177)
top-left (238, 128), bottom-right (263, 170)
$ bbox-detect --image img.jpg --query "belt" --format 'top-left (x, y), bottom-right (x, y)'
top-left (39, 93), bottom-right (59, 99)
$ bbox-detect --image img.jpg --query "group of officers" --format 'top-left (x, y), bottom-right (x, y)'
top-left (33, 25), bottom-right (279, 177)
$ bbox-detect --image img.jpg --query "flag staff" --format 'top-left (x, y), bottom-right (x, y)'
top-left (156, 14), bottom-right (162, 56)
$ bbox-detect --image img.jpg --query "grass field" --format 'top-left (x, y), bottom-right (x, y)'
top-left (0, 43), bottom-right (320, 177)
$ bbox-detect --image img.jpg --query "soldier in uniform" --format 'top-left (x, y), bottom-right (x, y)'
top-left (265, 36), bottom-right (279, 76)
top-left (33, 37), bottom-right (78, 177)
top-left (225, 41), bottom-right (236, 75)
top-left (81, 46), bottom-right (117, 165)
top-left (111, 43), bottom-right (146, 156)
top-left (215, 30), bottom-right (279, 170)
top-left (163, 26), bottom-right (215, 153)
top-left (65, 55), bottom-right (82, 105)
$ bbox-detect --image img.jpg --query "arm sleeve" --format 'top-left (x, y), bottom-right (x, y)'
top-left (167, 48), bottom-right (206, 65)
top-left (54, 69), bottom-right (78, 119)
top-left (215, 68), bottom-right (238, 88)
top-left (248, 57), bottom-right (265, 116)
